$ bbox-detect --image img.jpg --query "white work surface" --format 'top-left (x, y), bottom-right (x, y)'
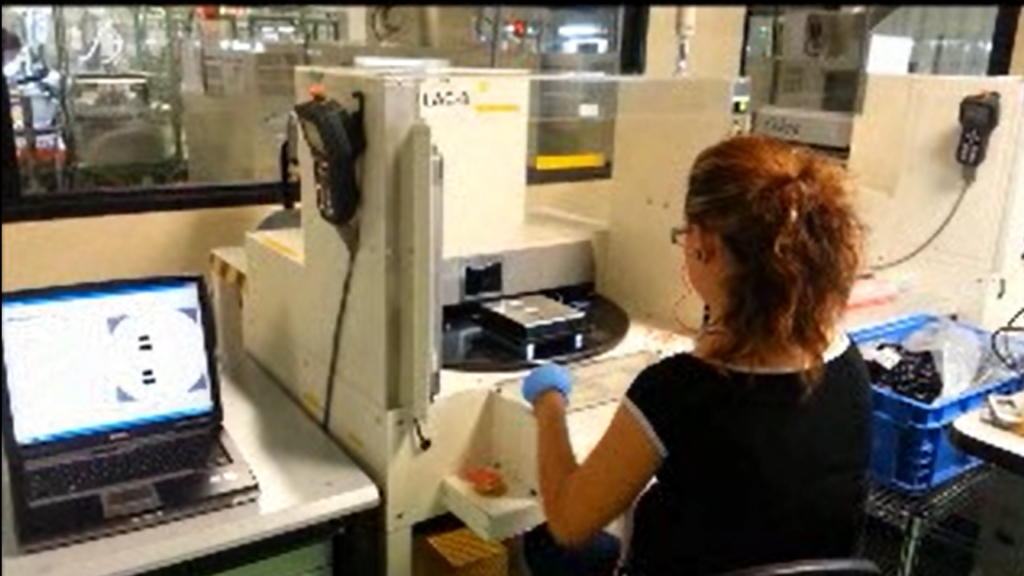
top-left (952, 408), bottom-right (1024, 476)
top-left (1, 361), bottom-right (381, 576)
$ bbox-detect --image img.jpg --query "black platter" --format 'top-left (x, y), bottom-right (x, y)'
top-left (441, 285), bottom-right (631, 373)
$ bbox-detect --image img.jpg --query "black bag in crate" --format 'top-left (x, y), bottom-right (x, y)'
top-left (865, 343), bottom-right (944, 404)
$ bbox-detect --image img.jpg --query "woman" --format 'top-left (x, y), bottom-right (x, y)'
top-left (520, 134), bottom-right (873, 576)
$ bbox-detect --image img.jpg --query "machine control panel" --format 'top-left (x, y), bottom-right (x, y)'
top-left (293, 92), bottom-right (365, 226)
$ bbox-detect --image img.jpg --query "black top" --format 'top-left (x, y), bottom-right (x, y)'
top-left (623, 337), bottom-right (872, 576)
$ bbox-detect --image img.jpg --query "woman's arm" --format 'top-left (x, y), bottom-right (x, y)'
top-left (533, 390), bottom-right (662, 547)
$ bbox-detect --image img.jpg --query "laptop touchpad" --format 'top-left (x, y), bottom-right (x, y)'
top-left (101, 485), bottom-right (161, 519)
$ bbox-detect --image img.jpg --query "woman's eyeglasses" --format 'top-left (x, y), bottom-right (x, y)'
top-left (670, 224), bottom-right (691, 246)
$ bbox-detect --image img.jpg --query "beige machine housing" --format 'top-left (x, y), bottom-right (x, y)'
top-left (750, 73), bottom-right (1024, 330)
top-left (848, 75), bottom-right (1024, 329)
top-left (241, 67), bottom-right (739, 574)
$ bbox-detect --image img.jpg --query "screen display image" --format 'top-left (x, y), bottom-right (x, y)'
top-left (2, 280), bottom-right (215, 446)
top-left (961, 102), bottom-right (992, 127)
top-left (299, 119), bottom-right (327, 156)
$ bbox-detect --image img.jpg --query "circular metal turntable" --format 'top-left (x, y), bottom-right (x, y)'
top-left (441, 293), bottom-right (631, 373)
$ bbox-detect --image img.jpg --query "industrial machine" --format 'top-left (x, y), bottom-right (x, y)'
top-left (748, 8), bottom-right (870, 157)
top-left (849, 76), bottom-right (1023, 332)
top-left (69, 72), bottom-right (184, 187)
top-left (180, 42), bottom-right (481, 184)
top-left (747, 6), bottom-right (1022, 332)
top-left (241, 68), bottom-right (733, 573)
top-left (238, 64), bottom-right (1023, 574)
top-left (753, 74), bottom-right (1023, 333)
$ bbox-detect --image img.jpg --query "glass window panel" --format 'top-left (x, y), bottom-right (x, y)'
top-left (1, 5), bottom-right (647, 211)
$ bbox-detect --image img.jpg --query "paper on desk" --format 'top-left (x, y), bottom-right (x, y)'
top-left (987, 391), bottom-right (1024, 436)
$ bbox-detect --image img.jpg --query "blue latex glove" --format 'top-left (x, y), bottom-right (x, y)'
top-left (522, 363), bottom-right (573, 406)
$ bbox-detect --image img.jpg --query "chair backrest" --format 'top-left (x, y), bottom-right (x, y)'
top-left (715, 558), bottom-right (881, 576)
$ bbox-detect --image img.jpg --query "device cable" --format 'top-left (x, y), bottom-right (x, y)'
top-left (319, 228), bottom-right (435, 454)
top-left (413, 418), bottom-right (433, 452)
top-left (291, 93), bottom-right (366, 433)
top-left (871, 166), bottom-right (975, 272)
top-left (278, 113), bottom-right (297, 210)
top-left (991, 305), bottom-right (1024, 377)
top-left (321, 225), bottom-right (359, 432)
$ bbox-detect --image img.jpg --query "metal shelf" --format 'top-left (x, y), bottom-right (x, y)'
top-left (867, 466), bottom-right (992, 528)
top-left (866, 466), bottom-right (994, 576)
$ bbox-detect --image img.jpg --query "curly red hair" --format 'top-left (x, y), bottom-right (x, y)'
top-left (685, 134), bottom-right (864, 389)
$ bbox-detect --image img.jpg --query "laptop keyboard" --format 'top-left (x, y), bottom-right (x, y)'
top-left (27, 435), bottom-right (230, 502)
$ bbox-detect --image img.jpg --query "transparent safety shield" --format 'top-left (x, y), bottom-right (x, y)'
top-left (514, 73), bottom-right (748, 335)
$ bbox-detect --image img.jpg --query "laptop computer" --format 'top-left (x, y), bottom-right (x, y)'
top-left (1, 275), bottom-right (259, 552)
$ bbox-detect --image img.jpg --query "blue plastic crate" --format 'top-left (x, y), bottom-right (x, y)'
top-left (850, 314), bottom-right (1023, 492)
top-left (870, 412), bottom-right (983, 493)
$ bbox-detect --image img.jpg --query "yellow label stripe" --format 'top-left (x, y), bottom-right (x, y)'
top-left (534, 153), bottom-right (607, 171)
top-left (474, 103), bottom-right (520, 113)
top-left (260, 236), bottom-right (300, 260)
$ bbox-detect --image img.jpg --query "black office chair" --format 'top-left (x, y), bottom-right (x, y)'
top-left (716, 558), bottom-right (881, 576)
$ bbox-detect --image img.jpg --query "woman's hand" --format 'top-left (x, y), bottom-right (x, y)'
top-left (522, 363), bottom-right (573, 407)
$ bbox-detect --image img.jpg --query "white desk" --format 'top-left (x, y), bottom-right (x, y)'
top-left (2, 361), bottom-right (381, 576)
top-left (951, 406), bottom-right (1024, 575)
top-left (951, 408), bottom-right (1024, 477)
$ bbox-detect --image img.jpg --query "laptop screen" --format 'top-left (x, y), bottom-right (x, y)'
top-left (2, 278), bottom-right (215, 446)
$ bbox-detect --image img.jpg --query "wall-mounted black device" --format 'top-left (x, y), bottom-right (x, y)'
top-left (956, 91), bottom-right (1000, 169)
top-left (293, 92), bottom-right (366, 226)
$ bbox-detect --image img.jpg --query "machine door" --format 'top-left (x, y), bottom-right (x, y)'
top-left (397, 121), bottom-right (443, 420)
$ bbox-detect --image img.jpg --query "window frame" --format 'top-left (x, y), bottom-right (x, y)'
top-left (988, 5), bottom-right (1021, 76)
top-left (1, 181), bottom-right (293, 224)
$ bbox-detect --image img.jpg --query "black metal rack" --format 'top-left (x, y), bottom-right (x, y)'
top-left (865, 466), bottom-right (994, 576)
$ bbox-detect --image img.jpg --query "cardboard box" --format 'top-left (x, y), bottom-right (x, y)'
top-left (415, 527), bottom-right (508, 576)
